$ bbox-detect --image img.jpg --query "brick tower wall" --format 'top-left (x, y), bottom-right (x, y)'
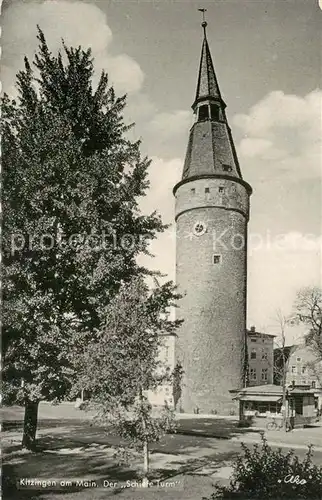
top-left (175, 177), bottom-right (250, 415)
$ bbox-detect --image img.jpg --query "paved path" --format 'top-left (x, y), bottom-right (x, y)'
top-left (175, 414), bottom-right (322, 450)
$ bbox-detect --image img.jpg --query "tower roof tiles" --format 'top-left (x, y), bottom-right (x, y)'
top-left (194, 25), bottom-right (222, 108)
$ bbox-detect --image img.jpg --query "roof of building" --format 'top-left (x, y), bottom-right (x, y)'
top-left (241, 384), bottom-right (283, 394)
top-left (231, 383), bottom-right (317, 399)
top-left (291, 388), bottom-right (316, 394)
top-left (247, 329), bottom-right (276, 338)
top-left (176, 22), bottom-right (250, 188)
top-left (194, 28), bottom-right (222, 107)
top-left (230, 384), bottom-right (282, 395)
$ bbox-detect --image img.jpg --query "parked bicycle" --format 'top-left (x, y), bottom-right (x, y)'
top-left (266, 418), bottom-right (291, 431)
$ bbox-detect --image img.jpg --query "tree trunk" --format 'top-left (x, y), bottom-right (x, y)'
top-left (281, 325), bottom-right (289, 432)
top-left (142, 439), bottom-right (149, 486)
top-left (282, 389), bottom-right (287, 431)
top-left (22, 401), bottom-right (39, 450)
top-left (138, 384), bottom-right (149, 487)
top-left (281, 365), bottom-right (290, 432)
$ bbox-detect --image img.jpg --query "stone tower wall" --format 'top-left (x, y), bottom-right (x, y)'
top-left (175, 177), bottom-right (250, 414)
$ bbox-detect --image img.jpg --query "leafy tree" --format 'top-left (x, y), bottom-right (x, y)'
top-left (293, 287), bottom-right (322, 362)
top-left (2, 28), bottom-right (166, 450)
top-left (291, 287), bottom-right (322, 393)
top-left (74, 277), bottom-right (182, 482)
top-left (203, 434), bottom-right (322, 499)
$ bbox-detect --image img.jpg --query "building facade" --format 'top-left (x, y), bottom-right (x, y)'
top-left (274, 344), bottom-right (322, 409)
top-left (149, 328), bottom-right (277, 409)
top-left (247, 327), bottom-right (275, 387)
top-left (232, 383), bottom-right (317, 428)
top-left (174, 21), bottom-right (252, 414)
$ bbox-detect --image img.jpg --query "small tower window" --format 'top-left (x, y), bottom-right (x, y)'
top-left (193, 221), bottom-right (207, 236)
top-left (191, 188), bottom-right (195, 194)
top-left (198, 105), bottom-right (209, 121)
top-left (213, 254), bottom-right (221, 264)
top-left (223, 164), bottom-right (232, 172)
top-left (205, 187), bottom-right (210, 193)
top-left (210, 104), bottom-right (220, 121)
top-left (219, 186), bottom-right (225, 193)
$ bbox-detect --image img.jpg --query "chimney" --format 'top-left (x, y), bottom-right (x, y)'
top-left (250, 326), bottom-right (256, 333)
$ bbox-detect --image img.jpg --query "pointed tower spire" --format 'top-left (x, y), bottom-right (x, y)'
top-left (176, 16), bottom-right (250, 184)
top-left (194, 17), bottom-right (223, 108)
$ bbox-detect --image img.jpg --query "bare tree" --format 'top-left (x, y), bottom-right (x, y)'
top-left (273, 309), bottom-right (293, 432)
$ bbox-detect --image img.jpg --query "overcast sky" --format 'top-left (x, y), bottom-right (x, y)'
top-left (2, 0), bottom-right (321, 341)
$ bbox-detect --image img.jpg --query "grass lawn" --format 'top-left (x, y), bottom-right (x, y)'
top-left (3, 404), bottom-right (322, 500)
top-left (3, 427), bottom-right (236, 500)
top-left (2, 404), bottom-right (240, 500)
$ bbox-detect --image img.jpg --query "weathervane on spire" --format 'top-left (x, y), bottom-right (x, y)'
top-left (198, 8), bottom-right (208, 34)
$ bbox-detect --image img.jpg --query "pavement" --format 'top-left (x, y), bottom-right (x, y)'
top-left (175, 413), bottom-right (322, 450)
top-left (231, 427), bottom-right (322, 450)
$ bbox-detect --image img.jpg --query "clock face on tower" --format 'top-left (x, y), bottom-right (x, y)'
top-left (193, 221), bottom-right (207, 236)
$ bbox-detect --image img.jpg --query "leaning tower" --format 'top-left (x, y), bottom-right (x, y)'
top-left (174, 21), bottom-right (252, 414)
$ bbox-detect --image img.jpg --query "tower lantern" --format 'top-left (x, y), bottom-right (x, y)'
top-left (174, 17), bottom-right (252, 414)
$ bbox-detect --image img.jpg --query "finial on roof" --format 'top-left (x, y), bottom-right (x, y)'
top-left (198, 8), bottom-right (207, 35)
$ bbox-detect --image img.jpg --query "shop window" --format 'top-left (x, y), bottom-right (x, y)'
top-left (250, 368), bottom-right (256, 380)
top-left (261, 368), bottom-right (268, 381)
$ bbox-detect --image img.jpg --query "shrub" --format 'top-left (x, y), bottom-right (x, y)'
top-left (202, 433), bottom-right (322, 499)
